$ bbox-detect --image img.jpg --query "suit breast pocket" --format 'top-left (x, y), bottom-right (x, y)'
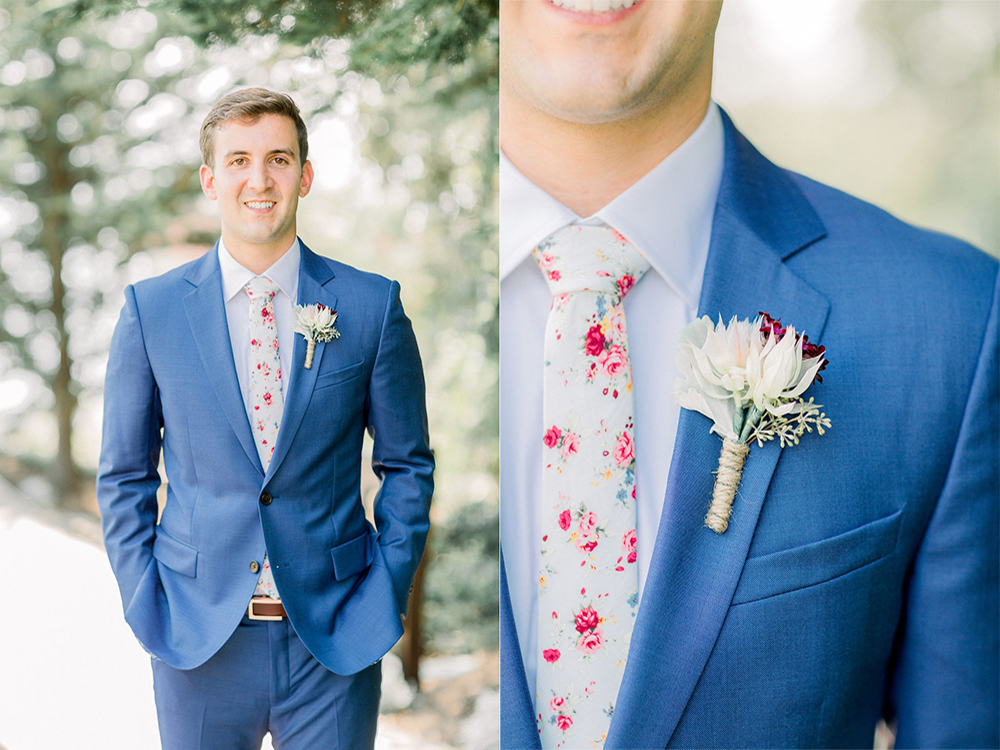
top-left (314, 360), bottom-right (365, 392)
top-left (731, 505), bottom-right (904, 605)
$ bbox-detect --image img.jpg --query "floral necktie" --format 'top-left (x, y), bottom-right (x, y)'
top-left (534, 224), bottom-right (649, 748)
top-left (246, 276), bottom-right (283, 600)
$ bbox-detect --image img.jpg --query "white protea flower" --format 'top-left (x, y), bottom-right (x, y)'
top-left (672, 311), bottom-right (829, 534)
top-left (293, 303), bottom-right (340, 369)
top-left (672, 315), bottom-right (756, 440)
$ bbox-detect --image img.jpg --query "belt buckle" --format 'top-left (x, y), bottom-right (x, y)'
top-left (248, 596), bottom-right (284, 621)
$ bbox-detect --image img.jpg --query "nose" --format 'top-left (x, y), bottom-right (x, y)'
top-left (247, 160), bottom-right (271, 191)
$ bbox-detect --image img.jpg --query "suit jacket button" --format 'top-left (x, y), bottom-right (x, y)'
top-left (260, 492), bottom-right (272, 506)
top-left (250, 560), bottom-right (260, 574)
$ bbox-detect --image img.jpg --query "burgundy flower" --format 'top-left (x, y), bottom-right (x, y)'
top-left (543, 648), bottom-right (561, 663)
top-left (758, 311), bottom-right (787, 341)
top-left (543, 426), bottom-right (562, 448)
top-left (800, 334), bottom-right (828, 383)
top-left (760, 311), bottom-right (828, 383)
top-left (585, 325), bottom-right (605, 356)
top-left (558, 510), bottom-right (572, 531)
top-left (574, 606), bottom-right (599, 633)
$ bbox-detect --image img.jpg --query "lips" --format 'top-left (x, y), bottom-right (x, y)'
top-left (549, 0), bottom-right (637, 12)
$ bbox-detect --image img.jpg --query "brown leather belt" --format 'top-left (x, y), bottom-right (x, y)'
top-left (248, 597), bottom-right (286, 621)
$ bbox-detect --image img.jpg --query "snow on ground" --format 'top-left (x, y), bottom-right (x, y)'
top-left (0, 481), bottom-right (451, 750)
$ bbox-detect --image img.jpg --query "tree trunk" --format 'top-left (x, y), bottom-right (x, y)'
top-left (37, 122), bottom-right (81, 510)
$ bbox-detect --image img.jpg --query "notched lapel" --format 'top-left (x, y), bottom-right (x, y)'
top-left (183, 250), bottom-right (264, 476)
top-left (608, 112), bottom-right (832, 749)
top-left (265, 245), bottom-right (338, 483)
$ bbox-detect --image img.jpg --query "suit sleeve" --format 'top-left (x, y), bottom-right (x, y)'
top-left (886, 269), bottom-right (1000, 749)
top-left (366, 280), bottom-right (434, 616)
top-left (96, 285), bottom-right (163, 615)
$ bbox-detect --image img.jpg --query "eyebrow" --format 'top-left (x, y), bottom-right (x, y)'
top-left (223, 148), bottom-right (297, 161)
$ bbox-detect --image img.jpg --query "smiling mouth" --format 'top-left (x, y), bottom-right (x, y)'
top-left (549, 0), bottom-right (638, 11)
top-left (245, 200), bottom-right (276, 211)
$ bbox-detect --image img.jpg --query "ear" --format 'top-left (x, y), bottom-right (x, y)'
top-left (199, 164), bottom-right (217, 200)
top-left (298, 160), bottom-right (314, 198)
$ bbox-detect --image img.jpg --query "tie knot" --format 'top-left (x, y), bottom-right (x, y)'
top-left (245, 276), bottom-right (278, 301)
top-left (534, 224), bottom-right (649, 300)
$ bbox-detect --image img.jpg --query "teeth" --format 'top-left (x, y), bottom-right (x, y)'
top-left (551, 0), bottom-right (634, 12)
top-left (246, 201), bottom-right (275, 210)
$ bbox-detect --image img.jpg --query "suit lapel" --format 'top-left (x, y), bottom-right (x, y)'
top-left (264, 243), bottom-right (338, 483)
top-left (183, 246), bottom-right (263, 475)
top-left (607, 111), bottom-right (831, 748)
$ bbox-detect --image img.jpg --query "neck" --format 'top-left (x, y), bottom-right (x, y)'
top-left (222, 232), bottom-right (296, 275)
top-left (501, 80), bottom-right (712, 218)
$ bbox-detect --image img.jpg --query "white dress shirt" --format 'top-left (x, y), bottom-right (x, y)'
top-left (500, 103), bottom-right (725, 697)
top-left (217, 237), bottom-right (300, 426)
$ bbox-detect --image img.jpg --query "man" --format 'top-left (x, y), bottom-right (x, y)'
top-left (499, 2), bottom-right (998, 749)
top-left (98, 88), bottom-right (434, 749)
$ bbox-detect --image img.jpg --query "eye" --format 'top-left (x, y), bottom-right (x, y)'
top-left (231, 157), bottom-right (247, 166)
top-left (272, 156), bottom-right (288, 165)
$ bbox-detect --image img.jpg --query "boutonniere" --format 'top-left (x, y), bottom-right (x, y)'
top-left (293, 303), bottom-right (340, 369)
top-left (672, 312), bottom-right (830, 533)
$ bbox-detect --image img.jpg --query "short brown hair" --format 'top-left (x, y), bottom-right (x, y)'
top-left (200, 88), bottom-right (308, 168)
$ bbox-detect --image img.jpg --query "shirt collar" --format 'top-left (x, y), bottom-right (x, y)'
top-left (217, 237), bottom-right (301, 303)
top-left (499, 102), bottom-right (725, 310)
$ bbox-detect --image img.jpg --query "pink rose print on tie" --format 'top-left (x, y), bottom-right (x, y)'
top-left (558, 510), bottom-right (572, 531)
top-left (623, 529), bottom-right (637, 564)
top-left (599, 345), bottom-right (628, 378)
top-left (574, 606), bottom-right (599, 633)
top-left (577, 628), bottom-right (604, 654)
top-left (556, 715), bottom-right (573, 732)
top-left (614, 430), bottom-right (634, 467)
top-left (543, 425), bottom-right (582, 465)
top-left (537, 251), bottom-right (556, 270)
top-left (609, 308), bottom-right (627, 343)
top-left (550, 696), bottom-right (565, 712)
top-left (560, 432), bottom-right (580, 459)
top-left (544, 426), bottom-right (561, 448)
top-left (543, 648), bottom-right (561, 663)
top-left (579, 512), bottom-right (598, 536)
top-left (585, 325), bottom-right (605, 356)
top-left (617, 274), bottom-right (635, 298)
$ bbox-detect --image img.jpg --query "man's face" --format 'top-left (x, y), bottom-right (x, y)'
top-left (500, 0), bottom-right (723, 124)
top-left (199, 113), bottom-right (313, 257)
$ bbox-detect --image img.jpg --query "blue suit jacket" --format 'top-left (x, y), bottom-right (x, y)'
top-left (501, 112), bottom-right (1000, 749)
top-left (97, 241), bottom-right (434, 675)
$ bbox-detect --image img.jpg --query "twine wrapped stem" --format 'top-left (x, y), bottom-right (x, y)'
top-left (706, 438), bottom-right (750, 534)
top-left (304, 339), bottom-right (316, 369)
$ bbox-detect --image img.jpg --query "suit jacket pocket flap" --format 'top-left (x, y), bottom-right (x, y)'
top-left (314, 360), bottom-right (365, 391)
top-left (152, 529), bottom-right (198, 578)
top-left (330, 527), bottom-right (375, 581)
top-left (732, 506), bottom-right (904, 605)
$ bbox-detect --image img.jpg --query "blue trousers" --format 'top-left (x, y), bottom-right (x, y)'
top-left (151, 616), bottom-right (381, 750)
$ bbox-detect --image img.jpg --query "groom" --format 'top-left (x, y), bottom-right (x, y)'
top-left (500, 2), bottom-right (998, 748)
top-left (98, 88), bottom-right (434, 749)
